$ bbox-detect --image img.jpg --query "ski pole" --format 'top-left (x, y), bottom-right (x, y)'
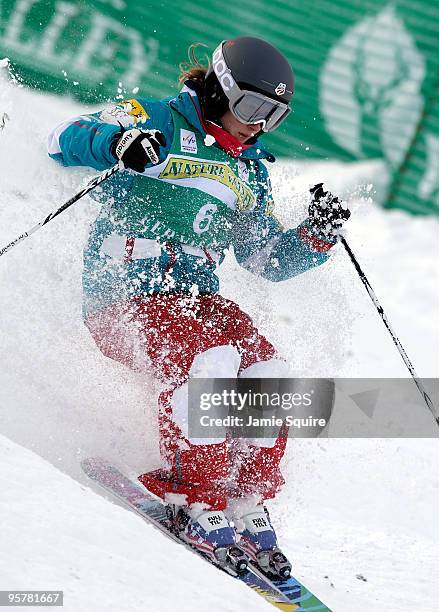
top-left (339, 235), bottom-right (439, 426)
top-left (0, 163), bottom-right (119, 258)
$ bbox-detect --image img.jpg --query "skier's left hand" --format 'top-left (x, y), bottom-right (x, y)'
top-left (308, 183), bottom-right (351, 239)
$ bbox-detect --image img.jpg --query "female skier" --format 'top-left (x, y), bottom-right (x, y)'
top-left (48, 36), bottom-right (349, 575)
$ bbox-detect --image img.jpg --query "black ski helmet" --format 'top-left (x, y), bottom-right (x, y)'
top-left (202, 36), bottom-right (294, 131)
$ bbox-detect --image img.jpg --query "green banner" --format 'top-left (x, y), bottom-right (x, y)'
top-left (1, 0), bottom-right (438, 214)
top-left (386, 74), bottom-right (439, 215)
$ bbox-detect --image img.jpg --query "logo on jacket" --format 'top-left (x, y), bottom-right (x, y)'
top-left (180, 129), bottom-right (197, 153)
top-left (99, 99), bottom-right (149, 127)
top-left (275, 82), bottom-right (287, 96)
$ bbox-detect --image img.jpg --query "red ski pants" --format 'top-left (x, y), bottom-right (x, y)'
top-left (85, 294), bottom-right (289, 509)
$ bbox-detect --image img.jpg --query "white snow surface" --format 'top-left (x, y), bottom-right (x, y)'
top-left (1, 67), bottom-right (439, 611)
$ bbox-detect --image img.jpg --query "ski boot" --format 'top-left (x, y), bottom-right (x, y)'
top-left (235, 506), bottom-right (292, 579)
top-left (167, 506), bottom-right (248, 576)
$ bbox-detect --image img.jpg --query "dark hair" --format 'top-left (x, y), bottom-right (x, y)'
top-left (178, 43), bottom-right (210, 85)
top-left (179, 43), bottom-right (229, 123)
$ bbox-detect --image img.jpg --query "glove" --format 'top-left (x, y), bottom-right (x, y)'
top-left (308, 183), bottom-right (351, 239)
top-left (112, 128), bottom-right (166, 172)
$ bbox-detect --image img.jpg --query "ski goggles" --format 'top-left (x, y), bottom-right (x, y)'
top-left (211, 42), bottom-right (291, 132)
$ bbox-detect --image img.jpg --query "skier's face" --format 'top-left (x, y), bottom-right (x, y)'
top-left (220, 110), bottom-right (263, 143)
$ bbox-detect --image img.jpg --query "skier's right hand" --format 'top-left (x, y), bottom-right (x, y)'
top-left (111, 128), bottom-right (166, 173)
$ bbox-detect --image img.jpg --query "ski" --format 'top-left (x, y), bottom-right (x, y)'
top-left (81, 457), bottom-right (331, 611)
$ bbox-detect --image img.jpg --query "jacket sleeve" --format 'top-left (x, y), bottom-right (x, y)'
top-left (47, 98), bottom-right (174, 170)
top-left (233, 161), bottom-right (336, 282)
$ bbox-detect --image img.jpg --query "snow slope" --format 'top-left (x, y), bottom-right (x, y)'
top-left (0, 433), bottom-right (272, 612)
top-left (1, 64), bottom-right (439, 611)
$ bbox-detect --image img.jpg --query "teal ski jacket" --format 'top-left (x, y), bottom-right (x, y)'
top-left (48, 84), bottom-right (335, 318)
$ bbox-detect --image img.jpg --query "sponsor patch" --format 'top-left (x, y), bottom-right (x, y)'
top-left (158, 156), bottom-right (255, 211)
top-left (180, 129), bottom-right (197, 153)
top-left (180, 128), bottom-right (198, 153)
